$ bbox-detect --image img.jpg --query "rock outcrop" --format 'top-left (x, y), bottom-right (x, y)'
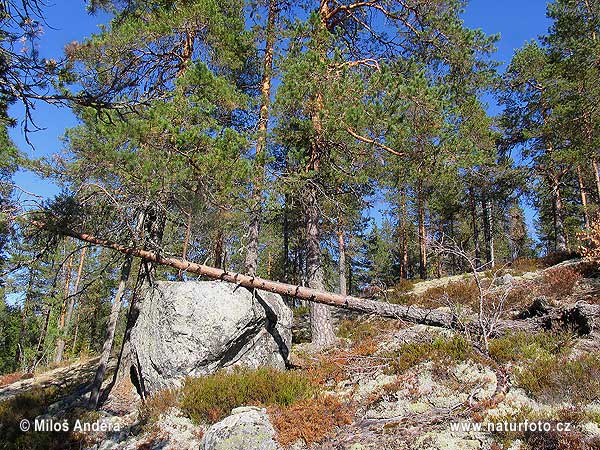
top-left (128, 281), bottom-right (292, 395)
top-left (202, 406), bottom-right (281, 450)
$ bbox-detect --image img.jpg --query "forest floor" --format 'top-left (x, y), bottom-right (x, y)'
top-left (1, 258), bottom-right (600, 449)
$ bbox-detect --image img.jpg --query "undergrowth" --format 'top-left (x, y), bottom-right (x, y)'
top-left (0, 387), bottom-right (83, 449)
top-left (179, 367), bottom-right (316, 424)
top-left (488, 331), bottom-right (573, 365)
top-left (269, 395), bottom-right (353, 447)
top-left (384, 334), bottom-right (474, 375)
top-left (515, 352), bottom-right (600, 406)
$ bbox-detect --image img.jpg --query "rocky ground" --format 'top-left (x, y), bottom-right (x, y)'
top-left (1, 259), bottom-right (599, 449)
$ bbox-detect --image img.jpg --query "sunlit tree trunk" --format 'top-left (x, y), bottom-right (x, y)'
top-left (417, 180), bottom-right (427, 279)
top-left (481, 194), bottom-right (494, 267)
top-left (16, 271), bottom-right (35, 368)
top-left (214, 227), bottom-right (225, 269)
top-left (306, 0), bottom-right (336, 348)
top-left (245, 0), bottom-right (278, 276)
top-left (551, 173), bottom-right (568, 252)
top-left (577, 165), bottom-right (590, 227)
top-left (54, 252), bottom-right (74, 363)
top-left (593, 159), bottom-right (600, 201)
top-left (469, 187), bottom-right (481, 268)
top-left (397, 187), bottom-right (409, 279)
top-left (337, 227), bottom-right (347, 296)
top-left (178, 211), bottom-right (192, 280)
top-left (89, 255), bottom-right (132, 408)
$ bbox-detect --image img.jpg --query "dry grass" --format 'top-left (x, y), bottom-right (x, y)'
top-left (269, 395), bottom-right (354, 447)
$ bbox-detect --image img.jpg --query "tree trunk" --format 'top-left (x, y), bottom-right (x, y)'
top-left (577, 165), bottom-right (590, 227)
top-left (593, 159), bottom-right (600, 201)
top-left (398, 187), bottom-right (408, 279)
top-left (34, 304), bottom-right (51, 369)
top-left (337, 227), bottom-right (347, 296)
top-left (469, 187), bottom-right (481, 268)
top-left (178, 211), bottom-right (192, 280)
top-left (37, 222), bottom-right (600, 339)
top-left (417, 181), bottom-right (427, 279)
top-left (214, 228), bottom-right (225, 269)
top-left (283, 193), bottom-right (290, 282)
top-left (449, 216), bottom-right (457, 274)
top-left (55, 253), bottom-right (74, 363)
top-left (302, 0), bottom-right (337, 348)
top-left (481, 194), bottom-right (494, 267)
top-left (551, 175), bottom-right (568, 252)
top-left (88, 255), bottom-right (133, 408)
top-left (16, 271), bottom-right (35, 368)
top-left (71, 311), bottom-right (79, 355)
top-left (245, 0), bottom-right (277, 277)
top-left (306, 182), bottom-right (336, 347)
top-left (58, 247), bottom-right (87, 360)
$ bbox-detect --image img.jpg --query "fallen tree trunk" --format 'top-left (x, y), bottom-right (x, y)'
top-left (32, 222), bottom-right (600, 337)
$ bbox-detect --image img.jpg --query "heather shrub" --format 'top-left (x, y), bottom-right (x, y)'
top-left (488, 332), bottom-right (572, 365)
top-left (516, 353), bottom-right (600, 405)
top-left (385, 334), bottom-right (473, 375)
top-left (510, 257), bottom-right (541, 274)
top-left (270, 395), bottom-right (353, 447)
top-left (180, 367), bottom-right (316, 423)
top-left (0, 371), bottom-right (26, 387)
top-left (0, 387), bottom-right (83, 449)
top-left (139, 388), bottom-right (180, 424)
top-left (540, 266), bottom-right (582, 298)
top-left (423, 279), bottom-right (480, 309)
top-left (337, 317), bottom-right (397, 343)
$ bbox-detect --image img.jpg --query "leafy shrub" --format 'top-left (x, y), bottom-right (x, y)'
top-left (516, 353), bottom-right (600, 405)
top-left (270, 395), bottom-right (353, 446)
top-left (504, 283), bottom-right (536, 311)
top-left (293, 305), bottom-right (309, 317)
top-left (488, 332), bottom-right (572, 365)
top-left (180, 367), bottom-right (316, 424)
top-left (392, 279), bottom-right (417, 293)
top-left (386, 291), bottom-right (416, 305)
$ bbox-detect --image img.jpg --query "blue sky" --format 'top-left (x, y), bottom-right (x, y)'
top-left (9, 0), bottom-right (552, 232)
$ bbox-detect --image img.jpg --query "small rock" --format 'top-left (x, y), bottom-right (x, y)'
top-left (202, 406), bottom-right (282, 450)
top-left (495, 274), bottom-right (515, 286)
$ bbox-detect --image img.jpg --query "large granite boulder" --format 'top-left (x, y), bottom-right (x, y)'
top-left (128, 281), bottom-right (292, 395)
top-left (202, 406), bottom-right (282, 450)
